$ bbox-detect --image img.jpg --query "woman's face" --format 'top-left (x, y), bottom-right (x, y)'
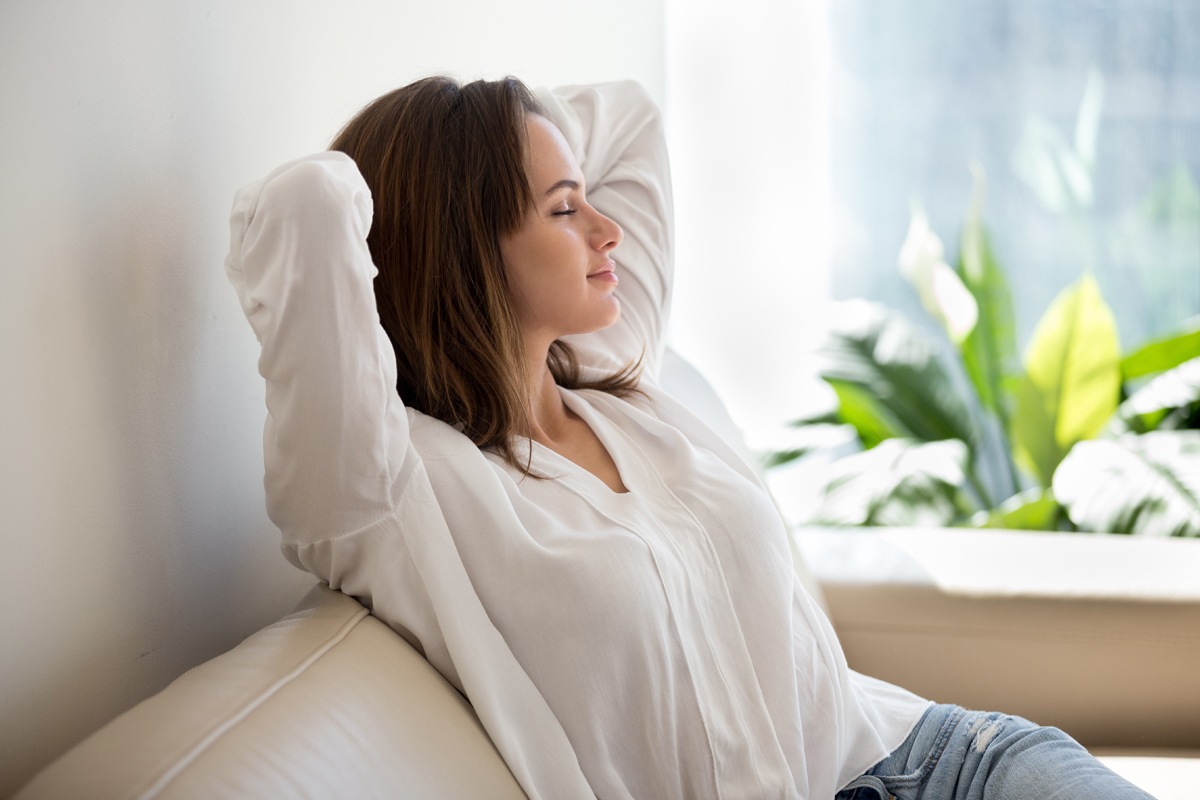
top-left (500, 114), bottom-right (623, 351)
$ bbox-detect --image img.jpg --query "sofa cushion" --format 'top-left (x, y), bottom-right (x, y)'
top-left (16, 584), bottom-right (527, 800)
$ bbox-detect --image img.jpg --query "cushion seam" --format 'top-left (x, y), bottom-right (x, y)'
top-left (134, 603), bottom-right (371, 800)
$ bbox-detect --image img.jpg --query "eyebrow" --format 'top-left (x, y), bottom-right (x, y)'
top-left (543, 179), bottom-right (579, 196)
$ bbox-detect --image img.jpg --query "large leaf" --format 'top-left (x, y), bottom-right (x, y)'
top-left (1110, 356), bottom-right (1200, 435)
top-left (1012, 274), bottom-right (1121, 486)
top-left (1120, 323), bottom-right (1200, 381)
top-left (957, 163), bottom-right (1019, 429)
top-left (965, 488), bottom-right (1067, 531)
top-left (1054, 431), bottom-right (1200, 536)
top-left (809, 438), bottom-right (974, 527)
top-left (817, 301), bottom-right (981, 450)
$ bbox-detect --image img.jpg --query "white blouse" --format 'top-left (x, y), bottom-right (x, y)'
top-left (225, 80), bottom-right (930, 800)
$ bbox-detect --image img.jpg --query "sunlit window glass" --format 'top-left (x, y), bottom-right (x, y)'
top-left (831, 0), bottom-right (1200, 349)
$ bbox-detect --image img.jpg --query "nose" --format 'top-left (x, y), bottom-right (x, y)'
top-left (590, 206), bottom-right (623, 254)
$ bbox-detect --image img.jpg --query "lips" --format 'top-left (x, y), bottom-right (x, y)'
top-left (587, 260), bottom-right (618, 283)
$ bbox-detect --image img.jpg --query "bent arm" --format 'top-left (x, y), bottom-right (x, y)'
top-left (225, 152), bottom-right (415, 552)
top-left (538, 81), bottom-right (675, 380)
top-left (224, 153), bottom-right (604, 799)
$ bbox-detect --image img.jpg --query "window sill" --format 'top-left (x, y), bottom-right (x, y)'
top-left (794, 526), bottom-right (1200, 602)
top-left (793, 526), bottom-right (1200, 748)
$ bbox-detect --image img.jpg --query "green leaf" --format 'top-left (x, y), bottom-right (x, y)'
top-left (1120, 323), bottom-right (1200, 381)
top-left (828, 380), bottom-right (910, 449)
top-left (762, 423), bottom-right (857, 469)
top-left (1073, 67), bottom-right (1106, 171)
top-left (808, 438), bottom-right (976, 527)
top-left (1013, 116), bottom-right (1090, 213)
top-left (762, 448), bottom-right (813, 469)
top-left (1012, 274), bottom-right (1121, 486)
top-left (1110, 356), bottom-right (1200, 434)
top-left (966, 488), bottom-right (1066, 531)
top-left (1012, 70), bottom-right (1103, 214)
top-left (957, 163), bottom-right (1019, 428)
top-left (1054, 431), bottom-right (1200, 536)
top-left (788, 408), bottom-right (841, 427)
top-left (817, 301), bottom-right (981, 450)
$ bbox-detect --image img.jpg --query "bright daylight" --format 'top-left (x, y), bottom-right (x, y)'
top-left (2, 1), bottom-right (1198, 798)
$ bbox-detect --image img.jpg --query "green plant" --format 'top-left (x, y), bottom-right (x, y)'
top-left (807, 438), bottom-right (975, 528)
top-left (1054, 431), bottom-right (1200, 536)
top-left (1010, 273), bottom-right (1121, 487)
top-left (775, 167), bottom-right (1200, 535)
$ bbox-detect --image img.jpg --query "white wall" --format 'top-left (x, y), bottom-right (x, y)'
top-left (0, 2), bottom-right (662, 794)
top-left (665, 0), bottom-right (833, 444)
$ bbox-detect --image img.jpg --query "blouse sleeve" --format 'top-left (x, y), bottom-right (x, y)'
top-left (224, 150), bottom-right (600, 800)
top-left (537, 81), bottom-right (675, 380)
top-left (224, 151), bottom-right (416, 553)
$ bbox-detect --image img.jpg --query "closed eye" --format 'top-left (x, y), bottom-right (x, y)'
top-left (551, 208), bottom-right (578, 217)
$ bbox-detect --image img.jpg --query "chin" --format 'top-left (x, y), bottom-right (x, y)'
top-left (597, 298), bottom-right (621, 330)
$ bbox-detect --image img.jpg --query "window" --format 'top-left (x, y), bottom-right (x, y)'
top-left (831, 0), bottom-right (1200, 351)
top-left (668, 0), bottom-right (1200, 529)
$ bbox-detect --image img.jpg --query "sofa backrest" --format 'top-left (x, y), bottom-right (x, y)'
top-left (17, 584), bottom-right (528, 800)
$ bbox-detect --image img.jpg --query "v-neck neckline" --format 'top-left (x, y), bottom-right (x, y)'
top-left (526, 387), bottom-right (641, 502)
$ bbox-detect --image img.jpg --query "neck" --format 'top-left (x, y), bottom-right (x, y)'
top-left (523, 337), bottom-right (571, 445)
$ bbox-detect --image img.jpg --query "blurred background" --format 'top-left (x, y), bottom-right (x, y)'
top-left (826, 0), bottom-right (1199, 353)
top-left (664, 0), bottom-right (1200, 530)
top-left (668, 0), bottom-right (1199, 435)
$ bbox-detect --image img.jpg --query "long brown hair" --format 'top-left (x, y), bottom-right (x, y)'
top-left (330, 76), bottom-right (641, 473)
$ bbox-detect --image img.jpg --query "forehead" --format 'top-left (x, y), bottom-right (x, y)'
top-left (525, 114), bottom-right (582, 189)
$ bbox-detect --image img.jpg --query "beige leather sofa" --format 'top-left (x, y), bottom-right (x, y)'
top-left (16, 583), bottom-right (528, 800)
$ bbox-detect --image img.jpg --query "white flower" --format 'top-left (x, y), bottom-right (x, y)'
top-left (898, 209), bottom-right (979, 343)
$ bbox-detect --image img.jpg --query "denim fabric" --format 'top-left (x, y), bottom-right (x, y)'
top-left (836, 704), bottom-right (1156, 800)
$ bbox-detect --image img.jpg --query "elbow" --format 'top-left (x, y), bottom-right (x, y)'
top-left (613, 79), bottom-right (662, 122)
top-left (256, 154), bottom-right (373, 234)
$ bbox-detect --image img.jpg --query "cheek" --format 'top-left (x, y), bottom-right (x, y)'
top-left (501, 225), bottom-right (613, 335)
top-left (508, 232), bottom-right (582, 292)
top-left (502, 237), bottom-right (565, 319)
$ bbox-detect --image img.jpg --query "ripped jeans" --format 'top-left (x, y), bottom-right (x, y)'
top-left (837, 704), bottom-right (1156, 800)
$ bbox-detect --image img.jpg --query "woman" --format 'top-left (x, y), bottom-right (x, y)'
top-left (225, 77), bottom-right (1151, 799)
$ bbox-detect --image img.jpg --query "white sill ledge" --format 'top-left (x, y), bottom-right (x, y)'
top-left (794, 526), bottom-right (1200, 603)
top-left (1092, 752), bottom-right (1200, 800)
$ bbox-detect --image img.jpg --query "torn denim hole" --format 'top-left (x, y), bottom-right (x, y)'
top-left (973, 719), bottom-right (1003, 753)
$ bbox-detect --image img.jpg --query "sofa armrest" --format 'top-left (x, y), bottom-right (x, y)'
top-left (16, 584), bottom-right (528, 800)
